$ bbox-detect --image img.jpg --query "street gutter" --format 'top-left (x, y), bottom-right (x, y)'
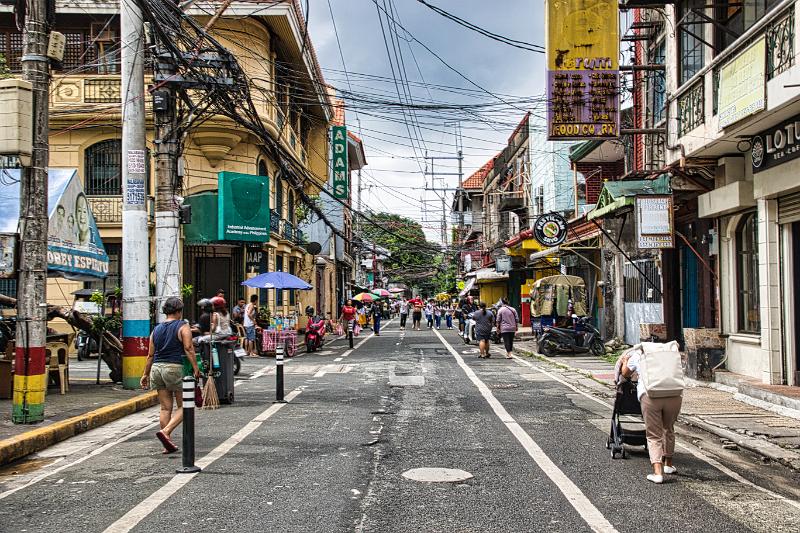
top-left (0, 390), bottom-right (158, 466)
top-left (516, 348), bottom-right (800, 472)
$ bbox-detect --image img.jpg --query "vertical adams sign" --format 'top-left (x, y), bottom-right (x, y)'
top-left (331, 126), bottom-right (348, 199)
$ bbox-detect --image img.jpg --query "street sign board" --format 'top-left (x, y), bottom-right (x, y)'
top-left (533, 213), bottom-right (568, 247)
top-left (719, 38), bottom-right (765, 129)
top-left (331, 126), bottom-right (348, 199)
top-left (496, 256), bottom-right (512, 272)
top-left (217, 171), bottom-right (270, 242)
top-left (545, 0), bottom-right (620, 140)
top-left (636, 195), bottom-right (674, 249)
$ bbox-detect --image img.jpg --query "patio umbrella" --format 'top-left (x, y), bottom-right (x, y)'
top-left (372, 288), bottom-right (391, 298)
top-left (352, 292), bottom-right (374, 303)
top-left (389, 287), bottom-right (405, 293)
top-left (241, 271), bottom-right (312, 290)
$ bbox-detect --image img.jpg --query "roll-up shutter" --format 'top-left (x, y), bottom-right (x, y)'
top-left (778, 192), bottom-right (800, 224)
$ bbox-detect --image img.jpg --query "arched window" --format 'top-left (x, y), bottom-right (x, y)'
top-left (84, 139), bottom-right (122, 195)
top-left (257, 160), bottom-right (268, 177)
top-left (736, 212), bottom-right (760, 333)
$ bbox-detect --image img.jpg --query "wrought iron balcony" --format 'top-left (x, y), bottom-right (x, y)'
top-left (270, 210), bottom-right (281, 235)
top-left (677, 78), bottom-right (704, 138)
top-left (282, 220), bottom-right (295, 241)
top-left (87, 195), bottom-right (154, 225)
top-left (768, 8), bottom-right (795, 80)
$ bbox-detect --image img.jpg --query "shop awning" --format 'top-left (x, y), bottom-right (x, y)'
top-left (586, 174), bottom-right (671, 221)
top-left (529, 246), bottom-right (561, 262)
top-left (474, 267), bottom-right (508, 283)
top-left (0, 168), bottom-right (109, 280)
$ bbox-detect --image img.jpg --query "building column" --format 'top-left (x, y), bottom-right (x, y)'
top-left (757, 198), bottom-right (782, 384)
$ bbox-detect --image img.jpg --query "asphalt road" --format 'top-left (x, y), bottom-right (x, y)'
top-left (2, 320), bottom-right (800, 532)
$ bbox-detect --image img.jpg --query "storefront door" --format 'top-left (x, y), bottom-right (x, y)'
top-left (793, 222), bottom-right (800, 385)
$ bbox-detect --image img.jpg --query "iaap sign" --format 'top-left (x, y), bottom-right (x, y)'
top-left (331, 126), bottom-right (349, 199)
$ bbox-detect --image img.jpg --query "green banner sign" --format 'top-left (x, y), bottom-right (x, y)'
top-left (218, 171), bottom-right (270, 242)
top-left (331, 125), bottom-right (348, 199)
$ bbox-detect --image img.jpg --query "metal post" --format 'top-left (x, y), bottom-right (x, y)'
top-left (120, 0), bottom-right (151, 389)
top-left (13, 0), bottom-right (50, 423)
top-left (177, 376), bottom-right (201, 474)
top-left (96, 279), bottom-right (106, 385)
top-left (274, 342), bottom-right (286, 403)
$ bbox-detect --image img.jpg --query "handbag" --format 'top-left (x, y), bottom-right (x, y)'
top-left (195, 384), bottom-right (204, 408)
top-left (353, 323), bottom-right (361, 336)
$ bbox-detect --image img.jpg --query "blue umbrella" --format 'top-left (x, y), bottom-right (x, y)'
top-left (241, 271), bottom-right (312, 290)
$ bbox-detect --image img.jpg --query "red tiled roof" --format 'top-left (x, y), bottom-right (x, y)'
top-left (463, 159), bottom-right (494, 190)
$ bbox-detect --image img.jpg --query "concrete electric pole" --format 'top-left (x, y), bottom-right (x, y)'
top-left (120, 0), bottom-right (152, 389)
top-left (13, 0), bottom-right (51, 423)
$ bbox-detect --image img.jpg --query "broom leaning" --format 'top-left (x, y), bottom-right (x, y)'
top-left (202, 333), bottom-right (220, 410)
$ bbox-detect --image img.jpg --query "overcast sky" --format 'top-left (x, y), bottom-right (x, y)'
top-left (308, 0), bottom-right (546, 242)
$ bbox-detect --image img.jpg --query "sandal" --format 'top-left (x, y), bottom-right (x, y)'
top-left (156, 431), bottom-right (178, 454)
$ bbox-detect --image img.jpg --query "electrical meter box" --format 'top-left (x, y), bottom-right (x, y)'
top-left (0, 79), bottom-right (33, 166)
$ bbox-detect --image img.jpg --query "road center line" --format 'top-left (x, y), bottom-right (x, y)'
top-left (434, 329), bottom-right (617, 533)
top-left (503, 349), bottom-right (800, 510)
top-left (103, 387), bottom-right (305, 533)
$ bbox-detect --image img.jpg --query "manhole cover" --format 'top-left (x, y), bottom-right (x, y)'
top-left (401, 468), bottom-right (473, 483)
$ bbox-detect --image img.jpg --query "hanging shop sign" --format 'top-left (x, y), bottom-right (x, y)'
top-left (533, 213), bottom-right (568, 247)
top-left (217, 171), bottom-right (270, 242)
top-left (545, 0), bottom-right (619, 140)
top-left (751, 114), bottom-right (800, 173)
top-left (718, 38), bottom-right (766, 129)
top-left (245, 247), bottom-right (268, 275)
top-left (495, 255), bottom-right (512, 273)
top-left (635, 195), bottom-right (674, 249)
top-left (331, 125), bottom-right (349, 199)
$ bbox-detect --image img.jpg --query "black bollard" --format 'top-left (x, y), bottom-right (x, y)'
top-left (274, 342), bottom-right (286, 403)
top-left (176, 376), bottom-right (202, 474)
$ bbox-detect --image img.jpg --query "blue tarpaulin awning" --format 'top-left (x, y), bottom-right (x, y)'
top-left (0, 168), bottom-right (109, 280)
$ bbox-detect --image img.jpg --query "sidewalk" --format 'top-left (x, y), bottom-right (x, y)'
top-left (515, 340), bottom-right (800, 471)
top-left (0, 380), bottom-right (156, 465)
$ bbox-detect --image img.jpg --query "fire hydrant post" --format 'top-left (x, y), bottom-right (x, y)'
top-left (275, 342), bottom-right (286, 403)
top-left (177, 376), bottom-right (202, 474)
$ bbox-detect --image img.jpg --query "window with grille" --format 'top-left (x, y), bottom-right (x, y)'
top-left (0, 279), bottom-right (17, 302)
top-left (0, 31), bottom-right (24, 73)
top-left (289, 258), bottom-right (297, 306)
top-left (85, 243), bottom-right (121, 292)
top-left (623, 259), bottom-right (662, 304)
top-left (678, 0), bottom-right (706, 84)
top-left (276, 255), bottom-right (284, 306)
top-left (85, 139), bottom-right (122, 195)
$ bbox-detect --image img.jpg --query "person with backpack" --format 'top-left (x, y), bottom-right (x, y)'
top-left (620, 341), bottom-right (684, 484)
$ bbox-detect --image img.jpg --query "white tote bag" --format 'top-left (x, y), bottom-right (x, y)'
top-left (638, 341), bottom-right (685, 398)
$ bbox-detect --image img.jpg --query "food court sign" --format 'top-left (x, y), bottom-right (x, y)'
top-left (331, 125), bottom-right (348, 199)
top-left (545, 0), bottom-right (620, 140)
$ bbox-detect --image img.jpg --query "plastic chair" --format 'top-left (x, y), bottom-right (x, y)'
top-left (46, 342), bottom-right (70, 394)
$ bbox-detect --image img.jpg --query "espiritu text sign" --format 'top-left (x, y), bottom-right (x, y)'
top-left (332, 126), bottom-right (349, 199)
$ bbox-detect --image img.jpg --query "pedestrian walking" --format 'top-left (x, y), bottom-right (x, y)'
top-left (412, 299), bottom-right (423, 330)
top-left (434, 303), bottom-right (442, 329)
top-left (243, 294), bottom-right (258, 356)
top-left (140, 297), bottom-right (200, 454)
top-left (496, 298), bottom-right (519, 359)
top-left (620, 343), bottom-right (684, 484)
top-left (373, 302), bottom-right (382, 335)
top-left (399, 297), bottom-right (409, 330)
top-left (473, 302), bottom-right (495, 358)
top-left (445, 304), bottom-right (454, 329)
top-left (455, 303), bottom-right (465, 333)
top-left (425, 301), bottom-right (434, 329)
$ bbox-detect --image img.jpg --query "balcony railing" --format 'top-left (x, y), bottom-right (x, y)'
top-left (88, 195), bottom-right (153, 225)
top-left (268, 210), bottom-right (279, 235)
top-left (768, 8), bottom-right (795, 79)
top-left (282, 221), bottom-right (295, 241)
top-left (677, 78), bottom-right (704, 138)
top-left (84, 78), bottom-right (121, 103)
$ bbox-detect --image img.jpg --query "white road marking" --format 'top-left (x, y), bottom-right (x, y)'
top-left (503, 350), bottom-right (800, 511)
top-left (434, 329), bottom-right (617, 533)
top-left (334, 357), bottom-right (343, 362)
top-left (103, 387), bottom-right (305, 533)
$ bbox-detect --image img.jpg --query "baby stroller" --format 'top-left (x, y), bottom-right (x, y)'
top-left (606, 356), bottom-right (647, 459)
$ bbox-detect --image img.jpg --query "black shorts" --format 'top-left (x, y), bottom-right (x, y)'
top-left (412, 312), bottom-right (422, 321)
top-left (476, 333), bottom-right (491, 342)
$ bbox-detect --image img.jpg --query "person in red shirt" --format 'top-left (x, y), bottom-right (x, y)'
top-left (341, 299), bottom-right (357, 325)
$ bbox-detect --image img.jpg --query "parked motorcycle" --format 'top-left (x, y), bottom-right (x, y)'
top-left (538, 316), bottom-right (604, 357)
top-left (305, 314), bottom-right (327, 352)
top-left (75, 330), bottom-right (98, 361)
top-left (462, 312), bottom-right (476, 344)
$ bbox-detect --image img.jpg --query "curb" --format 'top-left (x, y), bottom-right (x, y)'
top-left (0, 390), bottom-right (158, 466)
top-left (516, 348), bottom-right (800, 472)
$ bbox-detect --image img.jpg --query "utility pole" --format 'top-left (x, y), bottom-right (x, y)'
top-left (423, 153), bottom-right (463, 247)
top-left (13, 0), bottom-right (50, 423)
top-left (153, 57), bottom-right (181, 322)
top-left (120, 0), bottom-right (152, 389)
